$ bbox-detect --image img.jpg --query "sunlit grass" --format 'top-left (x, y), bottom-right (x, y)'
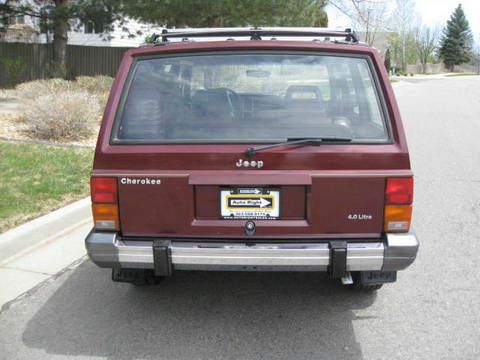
top-left (0, 141), bottom-right (93, 233)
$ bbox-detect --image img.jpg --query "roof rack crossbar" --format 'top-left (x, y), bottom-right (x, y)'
top-left (156, 28), bottom-right (358, 44)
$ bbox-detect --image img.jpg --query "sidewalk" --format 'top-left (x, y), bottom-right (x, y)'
top-left (0, 198), bottom-right (92, 309)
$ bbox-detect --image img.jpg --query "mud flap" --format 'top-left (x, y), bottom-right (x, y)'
top-left (329, 241), bottom-right (347, 278)
top-left (153, 240), bottom-right (172, 276)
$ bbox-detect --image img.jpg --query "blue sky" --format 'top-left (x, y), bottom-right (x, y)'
top-left (327, 0), bottom-right (480, 43)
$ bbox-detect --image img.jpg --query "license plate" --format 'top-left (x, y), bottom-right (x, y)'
top-left (220, 188), bottom-right (280, 219)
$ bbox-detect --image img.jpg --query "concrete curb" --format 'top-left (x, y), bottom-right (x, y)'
top-left (0, 197), bottom-right (92, 308)
top-left (0, 197), bottom-right (90, 262)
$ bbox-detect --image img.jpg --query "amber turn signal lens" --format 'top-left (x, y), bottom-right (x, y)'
top-left (92, 203), bottom-right (119, 230)
top-left (384, 205), bottom-right (412, 232)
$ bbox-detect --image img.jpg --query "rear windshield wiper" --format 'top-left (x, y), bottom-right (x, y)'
top-left (245, 137), bottom-right (352, 157)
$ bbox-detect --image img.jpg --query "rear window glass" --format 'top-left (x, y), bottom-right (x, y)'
top-left (115, 53), bottom-right (389, 143)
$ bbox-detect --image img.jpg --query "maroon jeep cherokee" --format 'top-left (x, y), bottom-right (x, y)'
top-left (85, 28), bottom-right (418, 290)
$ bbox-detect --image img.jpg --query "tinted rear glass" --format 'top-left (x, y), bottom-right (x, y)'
top-left (115, 53), bottom-right (389, 143)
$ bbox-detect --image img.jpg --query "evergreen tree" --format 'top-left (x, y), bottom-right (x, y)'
top-left (439, 4), bottom-right (473, 71)
top-left (121, 0), bottom-right (328, 28)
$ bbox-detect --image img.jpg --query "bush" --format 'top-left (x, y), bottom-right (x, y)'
top-left (75, 76), bottom-right (113, 94)
top-left (14, 76), bottom-right (113, 141)
top-left (74, 76), bottom-right (113, 105)
top-left (15, 78), bottom-right (76, 100)
top-left (22, 90), bottom-right (100, 141)
top-left (15, 76), bottom-right (113, 100)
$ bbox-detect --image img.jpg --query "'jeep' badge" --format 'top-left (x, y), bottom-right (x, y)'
top-left (236, 159), bottom-right (264, 168)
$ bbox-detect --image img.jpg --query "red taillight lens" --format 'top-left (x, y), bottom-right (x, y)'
top-left (91, 177), bottom-right (117, 203)
top-left (385, 178), bottom-right (413, 205)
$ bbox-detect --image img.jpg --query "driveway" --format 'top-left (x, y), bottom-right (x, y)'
top-left (0, 76), bottom-right (479, 360)
top-left (0, 94), bottom-right (21, 115)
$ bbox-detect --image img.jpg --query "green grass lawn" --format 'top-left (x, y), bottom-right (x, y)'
top-left (0, 141), bottom-right (94, 233)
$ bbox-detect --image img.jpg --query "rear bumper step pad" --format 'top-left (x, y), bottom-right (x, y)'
top-left (85, 230), bottom-right (418, 273)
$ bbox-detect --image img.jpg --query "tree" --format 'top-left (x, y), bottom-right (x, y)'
top-left (0, 0), bottom-right (122, 78)
top-left (474, 40), bottom-right (480, 75)
top-left (329, 0), bottom-right (388, 45)
top-left (122, 0), bottom-right (328, 28)
top-left (414, 26), bottom-right (438, 74)
top-left (0, 0), bottom-right (329, 78)
top-left (388, 0), bottom-right (420, 72)
top-left (439, 4), bottom-right (473, 72)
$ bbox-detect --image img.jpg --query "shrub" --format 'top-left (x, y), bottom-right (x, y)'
top-left (15, 78), bottom-right (76, 100)
top-left (22, 90), bottom-right (101, 141)
top-left (74, 76), bottom-right (113, 105)
top-left (15, 76), bottom-right (113, 100)
top-left (14, 76), bottom-right (113, 141)
top-left (75, 76), bottom-right (113, 94)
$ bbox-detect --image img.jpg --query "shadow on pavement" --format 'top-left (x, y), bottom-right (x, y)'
top-left (23, 261), bottom-right (376, 360)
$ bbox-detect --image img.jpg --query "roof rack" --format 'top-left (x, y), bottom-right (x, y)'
top-left (149, 27), bottom-right (358, 45)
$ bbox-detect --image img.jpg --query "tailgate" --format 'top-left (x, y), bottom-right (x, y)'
top-left (115, 169), bottom-right (395, 239)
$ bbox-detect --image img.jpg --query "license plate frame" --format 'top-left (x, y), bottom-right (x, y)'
top-left (220, 187), bottom-right (280, 220)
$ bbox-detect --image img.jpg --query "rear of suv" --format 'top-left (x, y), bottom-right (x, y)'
top-left (85, 28), bottom-right (418, 290)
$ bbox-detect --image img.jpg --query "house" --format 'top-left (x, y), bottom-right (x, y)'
top-left (0, 2), bottom-right (162, 47)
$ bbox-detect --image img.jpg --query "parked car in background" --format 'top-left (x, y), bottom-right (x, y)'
top-left (86, 28), bottom-right (418, 291)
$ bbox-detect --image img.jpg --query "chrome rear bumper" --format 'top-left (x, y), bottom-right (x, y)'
top-left (85, 230), bottom-right (418, 273)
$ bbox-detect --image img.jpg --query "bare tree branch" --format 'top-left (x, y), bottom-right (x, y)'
top-left (414, 25), bottom-right (439, 73)
top-left (329, 0), bottom-right (388, 45)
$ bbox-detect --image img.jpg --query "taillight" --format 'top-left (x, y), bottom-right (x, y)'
top-left (384, 177), bottom-right (413, 233)
top-left (91, 177), bottom-right (117, 203)
top-left (385, 178), bottom-right (413, 204)
top-left (91, 177), bottom-right (119, 231)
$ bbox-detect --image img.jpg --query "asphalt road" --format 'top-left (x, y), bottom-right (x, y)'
top-left (1, 76), bottom-right (479, 360)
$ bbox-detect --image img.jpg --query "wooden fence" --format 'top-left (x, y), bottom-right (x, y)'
top-left (0, 42), bottom-right (132, 87)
